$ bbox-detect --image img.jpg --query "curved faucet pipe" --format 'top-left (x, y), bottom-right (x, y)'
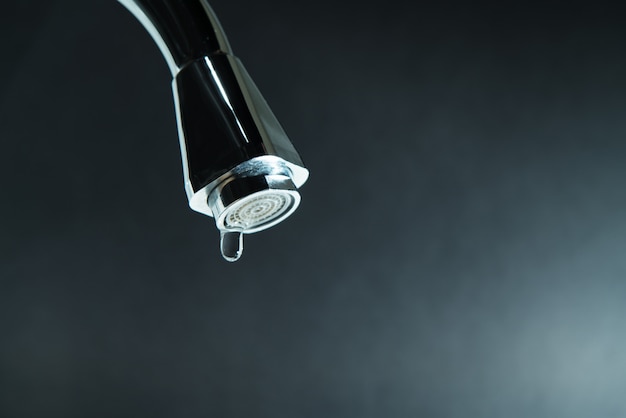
top-left (118, 0), bottom-right (232, 75)
top-left (117, 0), bottom-right (309, 261)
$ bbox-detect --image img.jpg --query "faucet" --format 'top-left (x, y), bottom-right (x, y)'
top-left (117, 0), bottom-right (309, 262)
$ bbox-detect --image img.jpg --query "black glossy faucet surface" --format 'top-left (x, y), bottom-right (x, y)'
top-left (118, 0), bottom-right (309, 261)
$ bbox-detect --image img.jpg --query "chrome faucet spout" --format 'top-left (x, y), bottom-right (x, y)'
top-left (118, 0), bottom-right (233, 75)
top-left (117, 0), bottom-right (309, 261)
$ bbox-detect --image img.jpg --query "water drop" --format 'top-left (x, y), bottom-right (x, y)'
top-left (220, 230), bottom-right (243, 262)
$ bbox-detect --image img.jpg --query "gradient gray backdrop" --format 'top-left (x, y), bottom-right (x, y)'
top-left (2, 1), bottom-right (626, 417)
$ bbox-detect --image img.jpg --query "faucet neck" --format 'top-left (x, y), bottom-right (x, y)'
top-left (118, 0), bottom-right (233, 76)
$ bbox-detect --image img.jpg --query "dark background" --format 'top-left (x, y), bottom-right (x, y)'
top-left (2, 1), bottom-right (626, 417)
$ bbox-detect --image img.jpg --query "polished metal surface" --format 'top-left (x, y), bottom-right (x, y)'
top-left (117, 0), bottom-right (233, 75)
top-left (117, 0), bottom-right (309, 260)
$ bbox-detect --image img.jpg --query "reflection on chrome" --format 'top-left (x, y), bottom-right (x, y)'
top-left (117, 0), bottom-right (309, 262)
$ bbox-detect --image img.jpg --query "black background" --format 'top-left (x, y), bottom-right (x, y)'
top-left (2, 1), bottom-right (626, 417)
